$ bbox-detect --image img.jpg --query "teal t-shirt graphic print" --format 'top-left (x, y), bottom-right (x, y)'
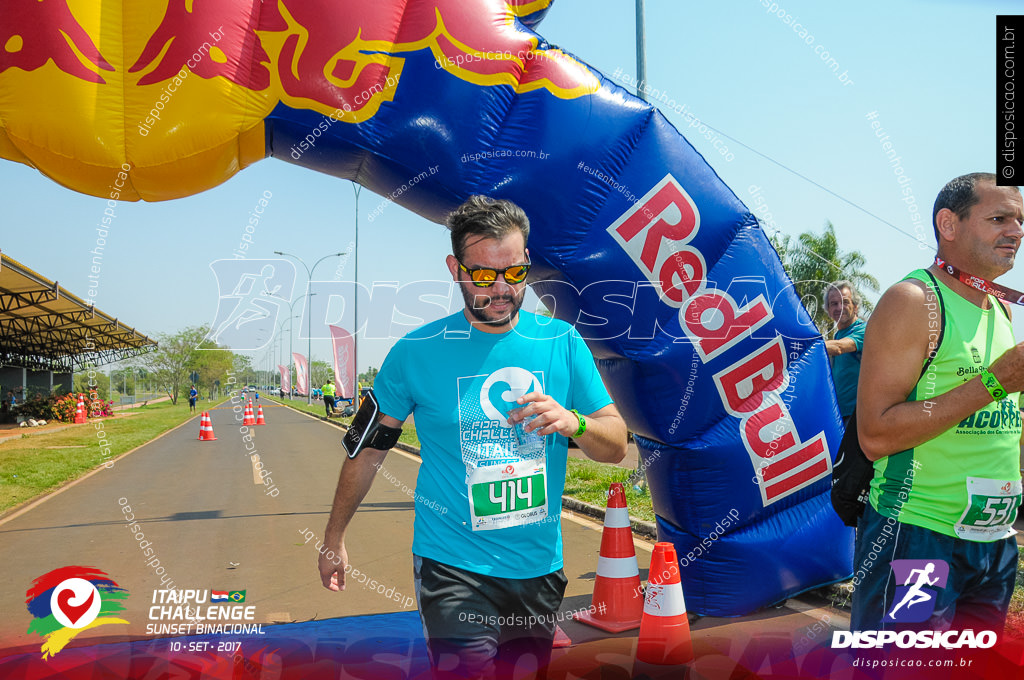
top-left (458, 367), bottom-right (549, 532)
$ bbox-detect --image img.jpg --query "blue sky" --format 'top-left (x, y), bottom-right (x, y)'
top-left (1, 0), bottom-right (1017, 375)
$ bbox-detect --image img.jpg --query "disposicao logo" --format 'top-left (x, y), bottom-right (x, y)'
top-left (832, 558), bottom-right (997, 650)
top-left (886, 559), bottom-right (948, 623)
top-left (25, 567), bottom-right (129, 659)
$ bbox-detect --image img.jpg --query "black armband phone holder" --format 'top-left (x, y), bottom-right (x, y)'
top-left (343, 390), bottom-right (402, 458)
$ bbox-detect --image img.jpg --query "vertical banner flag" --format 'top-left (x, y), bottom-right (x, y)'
top-left (292, 353), bottom-right (308, 396)
top-left (329, 325), bottom-right (354, 399)
top-left (277, 365), bottom-right (291, 394)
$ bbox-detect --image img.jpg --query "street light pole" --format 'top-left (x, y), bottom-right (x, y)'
top-left (274, 316), bottom-right (293, 394)
top-left (353, 184), bottom-right (361, 400)
top-left (275, 251), bottom-right (343, 404)
top-left (306, 292), bottom-right (316, 405)
top-left (286, 295), bottom-right (302, 399)
top-left (635, 0), bottom-right (648, 104)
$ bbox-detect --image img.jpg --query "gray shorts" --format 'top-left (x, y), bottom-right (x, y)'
top-left (413, 555), bottom-right (567, 680)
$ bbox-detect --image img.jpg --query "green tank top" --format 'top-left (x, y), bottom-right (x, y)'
top-left (869, 269), bottom-right (1022, 541)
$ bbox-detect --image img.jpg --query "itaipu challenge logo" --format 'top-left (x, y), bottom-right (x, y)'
top-left (25, 566), bottom-right (129, 659)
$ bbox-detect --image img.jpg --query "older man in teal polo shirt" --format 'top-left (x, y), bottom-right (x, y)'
top-left (824, 280), bottom-right (866, 423)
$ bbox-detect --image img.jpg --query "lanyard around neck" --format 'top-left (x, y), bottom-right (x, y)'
top-left (934, 257), bottom-right (1024, 305)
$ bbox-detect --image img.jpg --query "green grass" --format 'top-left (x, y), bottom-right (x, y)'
top-left (564, 457), bottom-right (654, 523)
top-left (0, 400), bottom-right (197, 513)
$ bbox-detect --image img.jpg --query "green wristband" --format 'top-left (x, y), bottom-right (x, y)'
top-left (980, 370), bottom-right (1008, 402)
top-left (570, 409), bottom-right (586, 438)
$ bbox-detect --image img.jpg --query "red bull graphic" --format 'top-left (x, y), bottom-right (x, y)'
top-left (0, 0), bottom-right (595, 200)
top-left (130, 1), bottom-right (269, 89)
top-left (0, 0), bottom-right (851, 623)
top-left (259, 0), bottom-right (595, 122)
top-left (0, 0), bottom-right (113, 82)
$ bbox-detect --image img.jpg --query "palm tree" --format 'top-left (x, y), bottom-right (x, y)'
top-left (771, 221), bottom-right (879, 336)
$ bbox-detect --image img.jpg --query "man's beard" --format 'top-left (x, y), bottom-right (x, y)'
top-left (460, 285), bottom-right (524, 327)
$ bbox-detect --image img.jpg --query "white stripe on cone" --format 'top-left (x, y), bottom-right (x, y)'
top-left (603, 506), bottom-right (630, 529)
top-left (597, 555), bottom-right (640, 579)
top-left (642, 583), bottom-right (687, 617)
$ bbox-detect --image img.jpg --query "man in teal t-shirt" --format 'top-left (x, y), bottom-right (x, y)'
top-left (318, 196), bottom-right (628, 678)
top-left (825, 280), bottom-right (866, 420)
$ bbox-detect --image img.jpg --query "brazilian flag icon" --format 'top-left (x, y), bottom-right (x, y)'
top-left (228, 590), bottom-right (246, 602)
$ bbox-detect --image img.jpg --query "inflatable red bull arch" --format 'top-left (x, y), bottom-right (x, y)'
top-left (0, 0), bottom-right (851, 617)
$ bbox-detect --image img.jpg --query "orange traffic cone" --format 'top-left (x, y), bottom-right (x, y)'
top-left (255, 405), bottom-right (266, 425)
top-left (636, 542), bottom-right (693, 665)
top-left (243, 401), bottom-right (256, 426)
top-left (574, 482), bottom-right (644, 632)
top-left (551, 625), bottom-right (571, 649)
top-left (198, 411), bottom-right (217, 441)
top-left (74, 395), bottom-right (87, 424)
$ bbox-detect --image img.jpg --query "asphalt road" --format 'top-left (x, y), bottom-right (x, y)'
top-left (0, 399), bottom-right (844, 664)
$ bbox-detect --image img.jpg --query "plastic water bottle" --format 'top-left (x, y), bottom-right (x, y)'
top-left (513, 409), bottom-right (545, 457)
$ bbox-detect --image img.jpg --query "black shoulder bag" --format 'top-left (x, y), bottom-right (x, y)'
top-left (830, 271), bottom-right (944, 527)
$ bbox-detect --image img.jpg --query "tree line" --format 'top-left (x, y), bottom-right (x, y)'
top-left (75, 324), bottom-right (381, 405)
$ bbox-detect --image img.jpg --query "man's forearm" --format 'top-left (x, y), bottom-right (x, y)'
top-left (323, 448), bottom-right (387, 542)
top-left (576, 414), bottom-right (628, 464)
top-left (860, 376), bottom-right (995, 460)
top-left (825, 338), bottom-right (858, 356)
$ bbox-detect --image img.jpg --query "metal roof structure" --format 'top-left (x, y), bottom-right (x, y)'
top-left (0, 252), bottom-right (157, 371)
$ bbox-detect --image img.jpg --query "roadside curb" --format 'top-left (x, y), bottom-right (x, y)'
top-left (560, 495), bottom-right (658, 541)
top-left (272, 398), bottom-right (657, 540)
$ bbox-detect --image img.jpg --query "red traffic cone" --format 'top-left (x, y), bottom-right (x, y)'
top-left (551, 625), bottom-right (571, 649)
top-left (74, 395), bottom-right (87, 424)
top-left (574, 483), bottom-right (644, 632)
top-left (636, 542), bottom-right (693, 666)
top-left (243, 401), bottom-right (256, 426)
top-left (255, 405), bottom-right (266, 425)
top-left (198, 411), bottom-right (217, 441)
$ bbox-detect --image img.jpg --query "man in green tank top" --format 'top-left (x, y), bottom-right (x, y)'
top-left (853, 173), bottom-right (1024, 633)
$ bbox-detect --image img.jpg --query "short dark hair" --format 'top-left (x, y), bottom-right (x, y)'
top-left (446, 195), bottom-right (530, 262)
top-left (932, 172), bottom-right (1019, 242)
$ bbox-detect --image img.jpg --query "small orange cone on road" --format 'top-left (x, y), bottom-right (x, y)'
top-left (551, 625), bottom-right (571, 649)
top-left (255, 405), bottom-right (266, 425)
top-left (74, 395), bottom-right (87, 424)
top-left (636, 542), bottom-right (693, 666)
top-left (243, 400), bottom-right (256, 426)
top-left (574, 482), bottom-right (644, 632)
top-left (198, 411), bottom-right (217, 441)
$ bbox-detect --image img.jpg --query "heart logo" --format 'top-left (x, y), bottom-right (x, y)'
top-left (56, 587), bottom-right (95, 626)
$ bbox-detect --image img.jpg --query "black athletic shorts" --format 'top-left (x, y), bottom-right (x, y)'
top-left (414, 555), bottom-right (567, 680)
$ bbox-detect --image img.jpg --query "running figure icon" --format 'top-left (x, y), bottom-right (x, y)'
top-left (211, 264), bottom-right (283, 341)
top-left (887, 562), bottom-right (939, 619)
